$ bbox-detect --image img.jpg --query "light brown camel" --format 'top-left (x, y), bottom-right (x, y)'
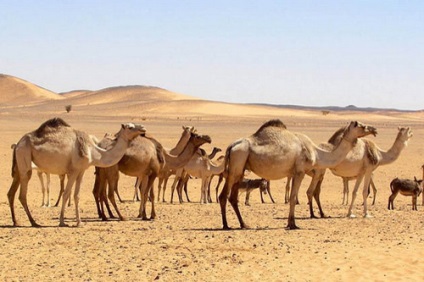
top-left (156, 126), bottom-right (196, 202)
top-left (306, 126), bottom-right (412, 219)
top-left (114, 126), bottom-right (196, 203)
top-left (170, 147), bottom-right (222, 204)
top-left (8, 117), bottom-right (145, 227)
top-left (219, 119), bottom-right (376, 230)
top-left (10, 143), bottom-right (66, 207)
top-left (93, 130), bottom-right (211, 220)
top-left (172, 150), bottom-right (225, 204)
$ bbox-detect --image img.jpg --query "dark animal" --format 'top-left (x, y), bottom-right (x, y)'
top-left (388, 177), bottom-right (423, 210)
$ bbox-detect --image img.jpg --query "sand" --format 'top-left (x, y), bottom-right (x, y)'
top-left (0, 78), bottom-right (423, 281)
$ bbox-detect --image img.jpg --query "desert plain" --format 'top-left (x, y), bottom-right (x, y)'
top-left (0, 74), bottom-right (423, 281)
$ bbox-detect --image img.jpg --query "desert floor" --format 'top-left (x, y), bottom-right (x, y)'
top-left (0, 109), bottom-right (423, 281)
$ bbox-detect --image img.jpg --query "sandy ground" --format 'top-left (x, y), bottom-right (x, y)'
top-left (0, 105), bottom-right (423, 281)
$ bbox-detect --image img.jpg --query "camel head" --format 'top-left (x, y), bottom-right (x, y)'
top-left (343, 121), bottom-right (378, 142)
top-left (397, 127), bottom-right (413, 145)
top-left (119, 123), bottom-right (146, 142)
top-left (183, 125), bottom-right (197, 133)
top-left (190, 132), bottom-right (212, 147)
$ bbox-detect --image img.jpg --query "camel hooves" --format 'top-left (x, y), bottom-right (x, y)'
top-left (285, 224), bottom-right (300, 230)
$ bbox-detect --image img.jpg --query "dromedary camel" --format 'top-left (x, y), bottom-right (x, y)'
top-left (8, 117), bottom-right (145, 227)
top-left (93, 130), bottom-right (211, 220)
top-left (10, 143), bottom-right (66, 207)
top-left (113, 125), bottom-right (196, 203)
top-left (170, 147), bottom-right (222, 204)
top-left (306, 126), bottom-right (412, 219)
top-left (219, 119), bottom-right (376, 230)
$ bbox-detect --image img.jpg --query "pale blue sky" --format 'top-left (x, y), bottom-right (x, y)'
top-left (1, 1), bottom-right (423, 110)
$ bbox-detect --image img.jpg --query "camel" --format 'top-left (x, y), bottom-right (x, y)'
top-left (306, 126), bottom-right (412, 219)
top-left (93, 130), bottom-right (211, 220)
top-left (172, 151), bottom-right (225, 204)
top-left (113, 126), bottom-right (196, 203)
top-left (170, 147), bottom-right (222, 204)
top-left (10, 143), bottom-right (66, 207)
top-left (218, 119), bottom-right (377, 230)
top-left (155, 126), bottom-right (196, 202)
top-left (8, 117), bottom-right (145, 227)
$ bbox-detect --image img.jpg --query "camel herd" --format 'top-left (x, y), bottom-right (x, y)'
top-left (6, 117), bottom-right (422, 229)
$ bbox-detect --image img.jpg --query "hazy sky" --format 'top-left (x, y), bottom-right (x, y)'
top-left (1, 1), bottom-right (423, 110)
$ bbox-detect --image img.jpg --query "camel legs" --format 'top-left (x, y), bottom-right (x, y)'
top-left (215, 173), bottom-right (224, 203)
top-left (54, 175), bottom-right (67, 207)
top-left (370, 178), bottom-right (377, 205)
top-left (38, 171), bottom-right (50, 207)
top-left (347, 173), bottom-right (373, 218)
top-left (306, 170), bottom-right (325, 218)
top-left (388, 190), bottom-right (399, 210)
top-left (287, 172), bottom-right (305, 230)
top-left (265, 181), bottom-right (275, 203)
top-left (8, 174), bottom-right (40, 227)
top-left (138, 175), bottom-right (157, 220)
top-left (219, 172), bottom-right (246, 229)
top-left (342, 178), bottom-right (349, 205)
top-left (284, 177), bottom-right (291, 204)
top-left (106, 178), bottom-right (126, 221)
top-left (59, 173), bottom-right (78, 227)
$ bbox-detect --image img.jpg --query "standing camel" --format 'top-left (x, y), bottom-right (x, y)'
top-left (115, 125), bottom-right (196, 202)
top-left (11, 143), bottom-right (66, 207)
top-left (219, 119), bottom-right (376, 230)
top-left (170, 147), bottom-right (222, 204)
top-left (306, 126), bottom-right (412, 219)
top-left (8, 117), bottom-right (145, 227)
top-left (93, 131), bottom-right (211, 220)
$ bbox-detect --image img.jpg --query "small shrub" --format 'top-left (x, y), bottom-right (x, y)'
top-left (65, 105), bottom-right (72, 113)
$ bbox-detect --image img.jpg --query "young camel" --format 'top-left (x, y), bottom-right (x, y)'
top-left (388, 177), bottom-right (423, 210)
top-left (306, 126), bottom-right (412, 219)
top-left (170, 147), bottom-right (222, 204)
top-left (8, 117), bottom-right (145, 227)
top-left (172, 150), bottom-right (225, 204)
top-left (219, 119), bottom-right (376, 230)
top-left (93, 131), bottom-right (211, 220)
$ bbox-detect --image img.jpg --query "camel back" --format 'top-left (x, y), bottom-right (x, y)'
top-left (141, 135), bottom-right (165, 164)
top-left (253, 119), bottom-right (287, 136)
top-left (363, 139), bottom-right (380, 165)
top-left (35, 117), bottom-right (71, 138)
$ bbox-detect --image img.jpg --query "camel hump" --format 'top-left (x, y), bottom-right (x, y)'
top-left (76, 131), bottom-right (91, 158)
top-left (35, 117), bottom-right (71, 138)
top-left (364, 139), bottom-right (380, 165)
top-left (254, 119), bottom-right (287, 135)
top-left (142, 135), bottom-right (165, 164)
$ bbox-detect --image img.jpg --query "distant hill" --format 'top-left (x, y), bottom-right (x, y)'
top-left (249, 103), bottom-right (421, 113)
top-left (61, 85), bottom-right (198, 106)
top-left (0, 74), bottom-right (62, 104)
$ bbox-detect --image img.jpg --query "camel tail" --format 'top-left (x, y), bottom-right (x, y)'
top-left (389, 178), bottom-right (397, 193)
top-left (11, 145), bottom-right (17, 178)
top-left (224, 139), bottom-right (242, 174)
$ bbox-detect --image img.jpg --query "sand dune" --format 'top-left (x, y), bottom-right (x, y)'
top-left (0, 74), bottom-right (62, 104)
